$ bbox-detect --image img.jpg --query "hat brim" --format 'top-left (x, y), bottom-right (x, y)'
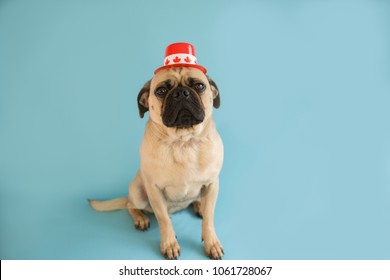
top-left (154, 64), bottom-right (207, 74)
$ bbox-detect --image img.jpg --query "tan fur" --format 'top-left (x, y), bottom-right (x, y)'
top-left (88, 197), bottom-right (127, 211)
top-left (89, 67), bottom-right (223, 259)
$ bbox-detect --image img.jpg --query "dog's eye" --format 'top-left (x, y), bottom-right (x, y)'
top-left (155, 87), bottom-right (168, 97)
top-left (193, 83), bottom-right (206, 93)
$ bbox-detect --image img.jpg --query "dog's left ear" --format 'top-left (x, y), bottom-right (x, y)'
top-left (207, 76), bottom-right (220, 109)
top-left (137, 79), bottom-right (151, 118)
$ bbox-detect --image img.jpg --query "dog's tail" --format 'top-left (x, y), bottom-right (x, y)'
top-left (88, 197), bottom-right (128, 212)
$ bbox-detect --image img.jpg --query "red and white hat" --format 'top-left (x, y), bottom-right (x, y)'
top-left (154, 42), bottom-right (207, 74)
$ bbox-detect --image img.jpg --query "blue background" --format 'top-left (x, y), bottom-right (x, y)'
top-left (1, 0), bottom-right (390, 260)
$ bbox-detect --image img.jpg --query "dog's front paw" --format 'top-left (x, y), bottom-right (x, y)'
top-left (161, 238), bottom-right (181, 260)
top-left (203, 236), bottom-right (224, 260)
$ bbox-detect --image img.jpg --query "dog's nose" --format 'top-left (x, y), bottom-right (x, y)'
top-left (173, 87), bottom-right (190, 100)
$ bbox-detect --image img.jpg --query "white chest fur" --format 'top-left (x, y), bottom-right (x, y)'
top-left (140, 121), bottom-right (223, 213)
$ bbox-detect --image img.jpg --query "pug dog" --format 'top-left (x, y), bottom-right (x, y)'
top-left (89, 66), bottom-right (223, 260)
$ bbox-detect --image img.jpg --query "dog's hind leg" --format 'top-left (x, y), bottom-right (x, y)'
top-left (192, 200), bottom-right (203, 219)
top-left (127, 207), bottom-right (150, 231)
top-left (127, 170), bottom-right (152, 231)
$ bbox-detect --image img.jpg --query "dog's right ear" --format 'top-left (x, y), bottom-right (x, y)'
top-left (137, 80), bottom-right (151, 118)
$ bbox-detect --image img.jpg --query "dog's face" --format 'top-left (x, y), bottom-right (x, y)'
top-left (137, 67), bottom-right (220, 130)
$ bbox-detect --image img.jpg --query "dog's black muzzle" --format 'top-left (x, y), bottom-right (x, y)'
top-left (162, 86), bottom-right (205, 128)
